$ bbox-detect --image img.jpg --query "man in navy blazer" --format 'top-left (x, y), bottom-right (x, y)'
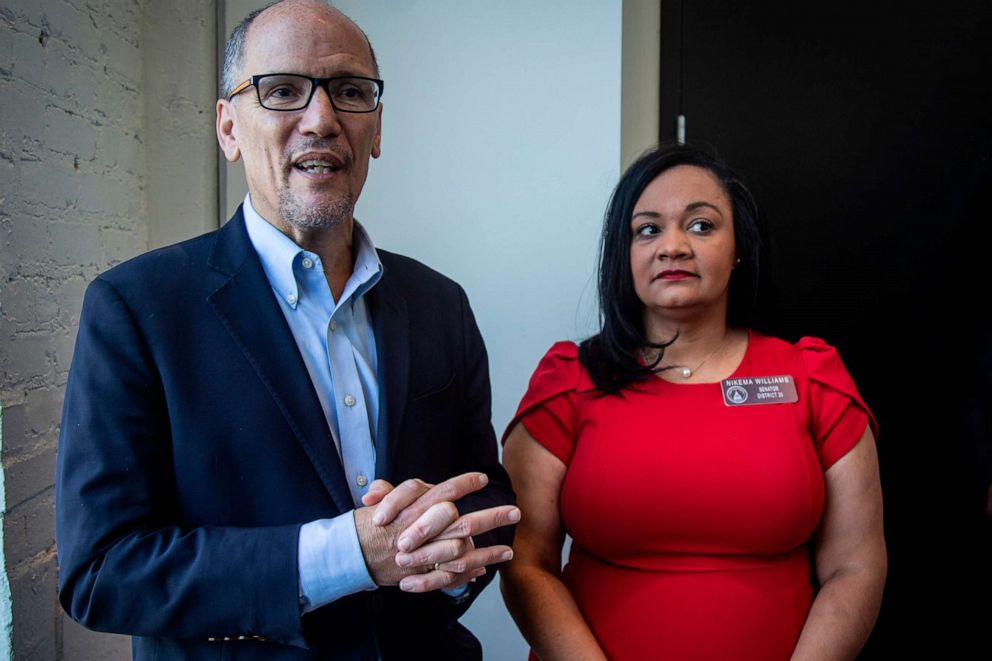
top-left (55, 1), bottom-right (518, 658)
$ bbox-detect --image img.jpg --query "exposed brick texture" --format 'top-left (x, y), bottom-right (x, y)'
top-left (1, 0), bottom-right (215, 657)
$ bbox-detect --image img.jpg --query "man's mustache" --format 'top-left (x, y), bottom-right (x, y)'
top-left (289, 140), bottom-right (352, 167)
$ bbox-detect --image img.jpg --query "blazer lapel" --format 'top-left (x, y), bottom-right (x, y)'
top-left (367, 259), bottom-right (410, 484)
top-left (205, 210), bottom-right (355, 514)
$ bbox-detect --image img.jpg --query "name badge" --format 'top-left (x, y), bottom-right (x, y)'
top-left (721, 375), bottom-right (798, 406)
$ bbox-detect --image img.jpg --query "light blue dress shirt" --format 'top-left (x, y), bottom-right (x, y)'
top-left (243, 196), bottom-right (381, 612)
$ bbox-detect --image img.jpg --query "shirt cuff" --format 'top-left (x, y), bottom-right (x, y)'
top-left (440, 581), bottom-right (472, 600)
top-left (298, 511), bottom-right (377, 613)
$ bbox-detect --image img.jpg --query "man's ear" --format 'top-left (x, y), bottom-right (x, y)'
top-left (371, 103), bottom-right (382, 159)
top-left (216, 99), bottom-right (242, 163)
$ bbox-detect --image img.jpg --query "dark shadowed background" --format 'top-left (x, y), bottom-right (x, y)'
top-left (660, 1), bottom-right (991, 656)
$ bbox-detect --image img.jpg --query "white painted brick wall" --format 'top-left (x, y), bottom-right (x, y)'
top-left (1, 0), bottom-right (145, 656)
top-left (1, 1), bottom-right (216, 658)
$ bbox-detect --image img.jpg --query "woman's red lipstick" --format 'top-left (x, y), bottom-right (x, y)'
top-left (656, 269), bottom-right (697, 281)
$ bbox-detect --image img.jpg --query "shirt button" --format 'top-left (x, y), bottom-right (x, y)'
top-left (329, 321), bottom-right (336, 332)
top-left (286, 293), bottom-right (297, 305)
top-left (302, 257), bottom-right (314, 269)
top-left (344, 394), bottom-right (356, 407)
top-left (356, 474), bottom-right (368, 487)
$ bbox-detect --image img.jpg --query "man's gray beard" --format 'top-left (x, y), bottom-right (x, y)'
top-left (278, 189), bottom-right (354, 230)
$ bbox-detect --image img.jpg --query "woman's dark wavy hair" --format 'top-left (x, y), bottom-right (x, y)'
top-left (578, 143), bottom-right (761, 394)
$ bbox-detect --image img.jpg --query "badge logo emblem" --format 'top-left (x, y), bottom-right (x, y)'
top-left (726, 385), bottom-right (749, 403)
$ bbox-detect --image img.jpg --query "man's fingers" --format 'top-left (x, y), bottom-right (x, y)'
top-left (370, 478), bottom-right (433, 525)
top-left (411, 472), bottom-right (489, 513)
top-left (395, 537), bottom-right (469, 569)
top-left (397, 543), bottom-right (513, 592)
top-left (396, 501), bottom-right (460, 552)
top-left (371, 472), bottom-right (489, 527)
top-left (399, 567), bottom-right (486, 593)
top-left (361, 479), bottom-right (394, 507)
top-left (396, 542), bottom-right (513, 574)
top-left (444, 566), bottom-right (486, 590)
top-left (434, 505), bottom-right (521, 541)
top-left (437, 544), bottom-right (513, 574)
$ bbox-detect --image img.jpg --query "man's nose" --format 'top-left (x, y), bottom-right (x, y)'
top-left (298, 85), bottom-right (343, 136)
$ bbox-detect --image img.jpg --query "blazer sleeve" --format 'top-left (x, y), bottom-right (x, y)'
top-left (446, 285), bottom-right (516, 597)
top-left (55, 277), bottom-right (308, 648)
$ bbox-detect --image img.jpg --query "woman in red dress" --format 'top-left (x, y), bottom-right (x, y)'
top-left (500, 144), bottom-right (886, 660)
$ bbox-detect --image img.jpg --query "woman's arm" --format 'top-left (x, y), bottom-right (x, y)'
top-left (500, 424), bottom-right (608, 661)
top-left (792, 426), bottom-right (887, 660)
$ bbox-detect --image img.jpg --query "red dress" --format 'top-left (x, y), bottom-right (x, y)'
top-left (506, 331), bottom-right (877, 660)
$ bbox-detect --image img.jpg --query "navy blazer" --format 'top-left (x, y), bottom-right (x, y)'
top-left (55, 209), bottom-right (515, 660)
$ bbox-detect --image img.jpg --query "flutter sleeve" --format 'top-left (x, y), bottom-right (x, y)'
top-left (798, 337), bottom-right (880, 471)
top-left (501, 341), bottom-right (582, 465)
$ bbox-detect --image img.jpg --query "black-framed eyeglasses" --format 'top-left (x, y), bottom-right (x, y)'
top-left (227, 74), bottom-right (384, 113)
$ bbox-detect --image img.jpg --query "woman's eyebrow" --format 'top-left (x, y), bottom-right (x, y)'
top-left (632, 201), bottom-right (723, 222)
top-left (685, 201), bottom-right (724, 216)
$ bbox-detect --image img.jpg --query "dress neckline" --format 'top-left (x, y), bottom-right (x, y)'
top-left (647, 328), bottom-right (753, 388)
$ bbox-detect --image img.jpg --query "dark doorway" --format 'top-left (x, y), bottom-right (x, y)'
top-left (660, 1), bottom-right (991, 656)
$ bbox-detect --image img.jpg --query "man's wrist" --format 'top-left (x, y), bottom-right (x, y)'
top-left (298, 511), bottom-right (376, 613)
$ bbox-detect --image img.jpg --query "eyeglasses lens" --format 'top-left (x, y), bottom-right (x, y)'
top-left (257, 75), bottom-right (379, 112)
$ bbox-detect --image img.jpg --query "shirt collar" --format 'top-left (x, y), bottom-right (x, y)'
top-left (348, 219), bottom-right (384, 301)
top-left (242, 194), bottom-right (383, 307)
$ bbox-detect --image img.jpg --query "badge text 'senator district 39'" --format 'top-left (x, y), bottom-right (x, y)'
top-left (721, 375), bottom-right (798, 406)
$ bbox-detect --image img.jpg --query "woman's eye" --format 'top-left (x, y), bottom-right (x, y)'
top-left (688, 219), bottom-right (713, 234)
top-left (634, 224), bottom-right (660, 237)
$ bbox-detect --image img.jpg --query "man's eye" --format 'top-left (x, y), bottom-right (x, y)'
top-left (264, 85), bottom-right (303, 99)
top-left (335, 84), bottom-right (369, 101)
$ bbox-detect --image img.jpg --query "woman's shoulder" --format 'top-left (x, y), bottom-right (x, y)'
top-left (745, 330), bottom-right (823, 351)
top-left (541, 339), bottom-right (580, 362)
top-left (750, 329), bottom-right (872, 415)
top-left (501, 341), bottom-right (586, 447)
top-left (528, 340), bottom-right (583, 392)
top-left (517, 339), bottom-right (602, 403)
top-left (747, 331), bottom-right (842, 365)
top-left (792, 335), bottom-right (848, 379)
top-left (744, 330), bottom-right (858, 387)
